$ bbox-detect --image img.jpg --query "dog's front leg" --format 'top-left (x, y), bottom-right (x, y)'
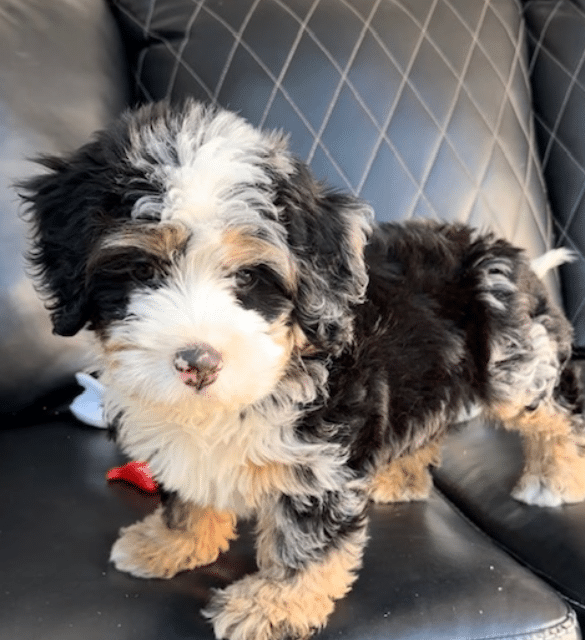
top-left (204, 485), bottom-right (369, 640)
top-left (110, 494), bottom-right (237, 579)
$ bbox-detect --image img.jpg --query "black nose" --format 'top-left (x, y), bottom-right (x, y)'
top-left (174, 343), bottom-right (223, 390)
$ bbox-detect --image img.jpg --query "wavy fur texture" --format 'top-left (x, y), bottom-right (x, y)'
top-left (21, 100), bottom-right (585, 640)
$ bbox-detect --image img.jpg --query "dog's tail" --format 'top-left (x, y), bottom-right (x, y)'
top-left (530, 247), bottom-right (577, 280)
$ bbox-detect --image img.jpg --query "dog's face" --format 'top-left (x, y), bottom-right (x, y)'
top-left (23, 102), bottom-right (372, 412)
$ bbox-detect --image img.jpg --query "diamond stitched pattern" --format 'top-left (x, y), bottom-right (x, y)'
top-left (110, 0), bottom-right (556, 290)
top-left (525, 0), bottom-right (585, 345)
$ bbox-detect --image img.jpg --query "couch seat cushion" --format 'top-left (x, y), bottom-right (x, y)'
top-left (0, 420), bottom-right (579, 640)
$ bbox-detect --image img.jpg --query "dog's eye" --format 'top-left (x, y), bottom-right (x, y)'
top-left (233, 265), bottom-right (291, 321)
top-left (132, 261), bottom-right (157, 282)
top-left (234, 268), bottom-right (255, 290)
top-left (234, 266), bottom-right (283, 292)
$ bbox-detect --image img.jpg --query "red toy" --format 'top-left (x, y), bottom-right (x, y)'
top-left (106, 461), bottom-right (159, 493)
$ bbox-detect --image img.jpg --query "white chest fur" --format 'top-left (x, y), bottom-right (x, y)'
top-left (109, 397), bottom-right (297, 515)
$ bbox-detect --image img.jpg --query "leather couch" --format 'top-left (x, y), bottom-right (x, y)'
top-left (2, 0), bottom-right (584, 638)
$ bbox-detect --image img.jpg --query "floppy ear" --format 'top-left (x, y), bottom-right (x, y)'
top-left (20, 140), bottom-right (123, 336)
top-left (21, 156), bottom-right (94, 336)
top-left (275, 161), bottom-right (373, 354)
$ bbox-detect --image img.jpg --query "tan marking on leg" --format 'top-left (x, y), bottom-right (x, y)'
top-left (512, 430), bottom-right (585, 506)
top-left (491, 401), bottom-right (574, 436)
top-left (110, 504), bottom-right (237, 579)
top-left (492, 402), bottom-right (585, 506)
top-left (204, 532), bottom-right (365, 640)
top-left (370, 442), bottom-right (441, 503)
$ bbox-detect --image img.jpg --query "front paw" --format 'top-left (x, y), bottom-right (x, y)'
top-left (110, 508), bottom-right (190, 579)
top-left (110, 506), bottom-right (236, 579)
top-left (203, 574), bottom-right (333, 640)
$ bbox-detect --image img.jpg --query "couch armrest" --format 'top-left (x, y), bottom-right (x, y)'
top-left (0, 0), bottom-right (130, 413)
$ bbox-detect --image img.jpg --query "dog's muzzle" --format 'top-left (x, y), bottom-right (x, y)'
top-left (173, 343), bottom-right (223, 390)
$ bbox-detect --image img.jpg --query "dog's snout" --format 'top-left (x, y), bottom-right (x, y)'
top-left (174, 343), bottom-right (223, 390)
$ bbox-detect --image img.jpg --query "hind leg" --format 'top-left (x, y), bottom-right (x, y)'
top-left (464, 236), bottom-right (585, 505)
top-left (485, 258), bottom-right (585, 505)
top-left (513, 428), bottom-right (585, 506)
top-left (370, 442), bottom-right (442, 503)
top-left (493, 366), bottom-right (585, 507)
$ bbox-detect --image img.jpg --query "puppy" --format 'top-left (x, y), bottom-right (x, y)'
top-left (22, 100), bottom-right (585, 640)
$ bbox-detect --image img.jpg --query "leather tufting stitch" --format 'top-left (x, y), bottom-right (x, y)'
top-left (524, 0), bottom-right (585, 349)
top-left (109, 0), bottom-right (559, 297)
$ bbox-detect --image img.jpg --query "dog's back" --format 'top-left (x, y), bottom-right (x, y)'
top-left (331, 220), bottom-right (577, 460)
top-left (355, 220), bottom-right (585, 507)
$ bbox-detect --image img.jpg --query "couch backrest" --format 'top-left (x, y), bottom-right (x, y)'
top-left (4, 0), bottom-right (585, 413)
top-left (109, 0), bottom-right (565, 306)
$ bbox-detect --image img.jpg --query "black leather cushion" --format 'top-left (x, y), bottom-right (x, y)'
top-left (434, 411), bottom-right (585, 627)
top-left (109, 0), bottom-right (561, 297)
top-left (0, 0), bottom-right (129, 412)
top-left (1, 421), bottom-right (579, 640)
top-left (524, 0), bottom-right (585, 351)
